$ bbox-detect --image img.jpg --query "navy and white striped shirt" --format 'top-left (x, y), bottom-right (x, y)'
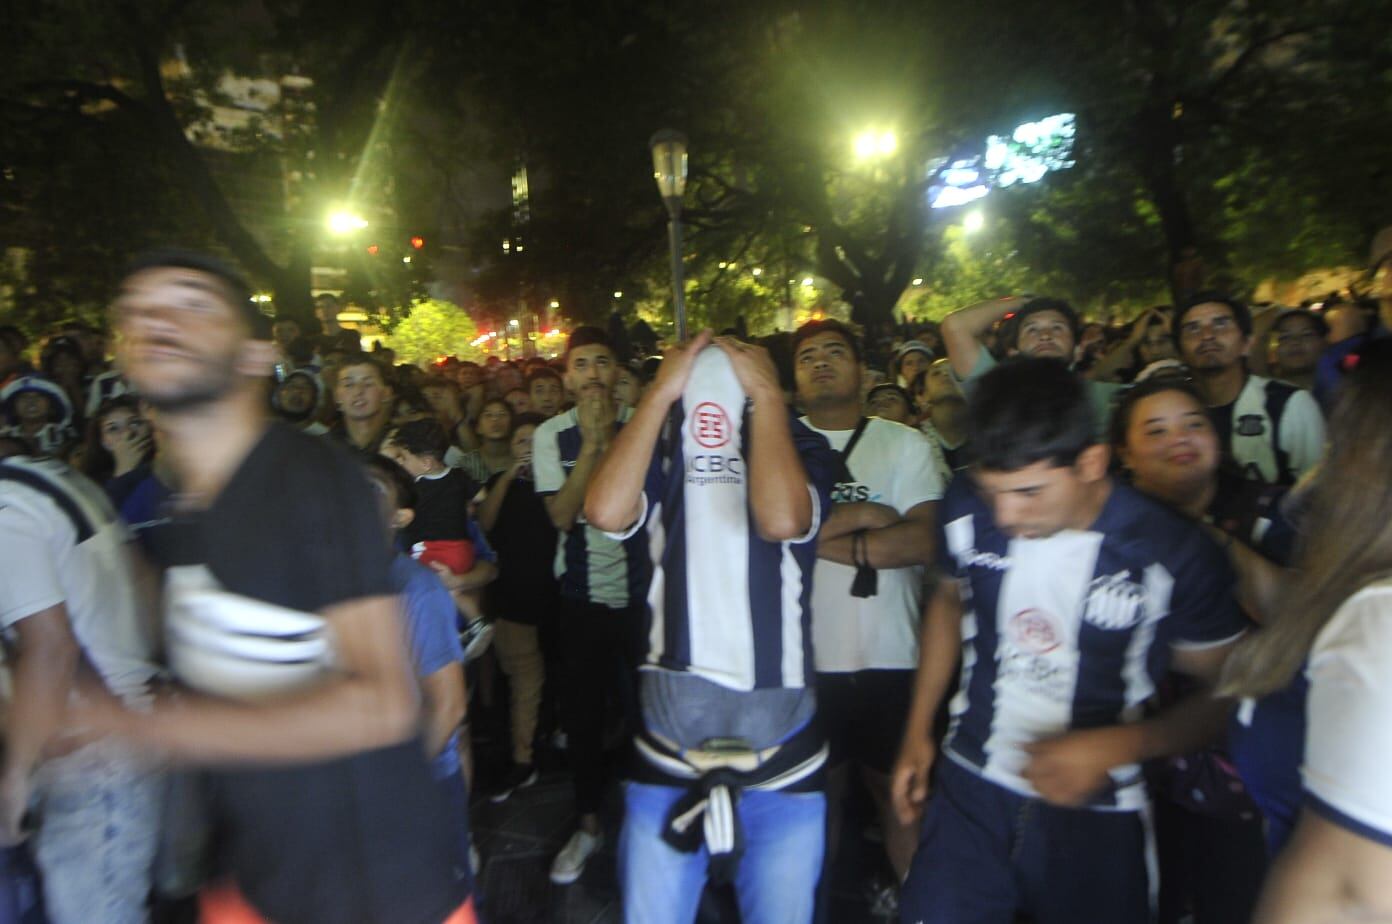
top-left (616, 348), bottom-right (839, 692)
top-left (939, 476), bottom-right (1245, 810)
top-left (533, 406), bottom-right (651, 609)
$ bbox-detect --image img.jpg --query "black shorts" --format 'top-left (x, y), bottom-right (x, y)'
top-left (814, 669), bottom-right (915, 774)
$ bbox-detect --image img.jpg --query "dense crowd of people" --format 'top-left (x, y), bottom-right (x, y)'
top-left (0, 237), bottom-right (1390, 924)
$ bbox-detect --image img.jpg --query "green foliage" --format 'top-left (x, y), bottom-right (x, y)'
top-left (380, 298), bottom-right (482, 366)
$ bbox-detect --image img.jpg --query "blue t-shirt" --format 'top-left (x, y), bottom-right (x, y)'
top-left (390, 554), bottom-right (465, 780)
top-left (1230, 674), bottom-right (1308, 855)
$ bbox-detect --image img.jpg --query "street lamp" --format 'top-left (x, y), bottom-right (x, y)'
top-left (854, 130), bottom-right (897, 162)
top-left (326, 209), bottom-right (368, 235)
top-left (650, 129), bottom-right (689, 340)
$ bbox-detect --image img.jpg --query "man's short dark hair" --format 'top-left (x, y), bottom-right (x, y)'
top-left (527, 367), bottom-right (563, 389)
top-left (1003, 298), bottom-right (1081, 352)
top-left (509, 411), bottom-right (547, 437)
top-left (420, 374), bottom-right (459, 393)
top-left (362, 455), bottom-right (418, 512)
top-left (385, 418), bottom-right (450, 461)
top-left (124, 248), bottom-right (269, 338)
top-left (792, 319), bottom-right (863, 364)
top-left (1174, 291), bottom-right (1253, 340)
top-left (1274, 308), bottom-right (1329, 339)
top-left (338, 355), bottom-right (392, 385)
top-left (564, 326), bottom-right (612, 366)
top-left (969, 358), bottom-right (1096, 471)
top-left (867, 382), bottom-right (914, 409)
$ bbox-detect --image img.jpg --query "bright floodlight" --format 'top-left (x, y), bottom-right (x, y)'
top-left (854, 130), bottom-right (897, 161)
top-left (964, 210), bottom-right (985, 233)
top-left (326, 210), bottom-right (368, 235)
top-left (854, 132), bottom-right (877, 159)
top-left (649, 130), bottom-right (689, 202)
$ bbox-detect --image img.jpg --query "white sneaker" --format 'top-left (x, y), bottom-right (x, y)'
top-left (549, 829), bottom-right (603, 885)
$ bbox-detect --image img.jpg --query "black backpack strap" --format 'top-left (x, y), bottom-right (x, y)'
top-left (0, 462), bottom-right (96, 542)
top-left (1262, 381), bottom-right (1297, 486)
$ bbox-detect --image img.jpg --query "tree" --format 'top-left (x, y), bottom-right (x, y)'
top-left (0, 0), bottom-right (449, 325)
top-left (380, 298), bottom-right (481, 366)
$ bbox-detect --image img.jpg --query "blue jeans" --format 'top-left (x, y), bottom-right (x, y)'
top-left (619, 781), bottom-right (825, 924)
top-left (32, 741), bottom-right (161, 924)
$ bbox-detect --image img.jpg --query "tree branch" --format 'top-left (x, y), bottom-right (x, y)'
top-left (1201, 25), bottom-right (1323, 102)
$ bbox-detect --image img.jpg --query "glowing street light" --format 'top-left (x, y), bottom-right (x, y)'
top-left (912, 277), bottom-right (925, 287)
top-left (963, 210), bottom-right (986, 233)
top-left (751, 267), bottom-right (763, 277)
top-left (326, 210), bottom-right (368, 235)
top-left (650, 129), bottom-right (690, 339)
top-left (854, 130), bottom-right (898, 161)
top-left (801, 277), bottom-right (815, 287)
top-left (613, 290), bottom-right (624, 299)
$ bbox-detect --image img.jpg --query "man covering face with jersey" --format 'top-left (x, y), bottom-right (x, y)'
top-left (584, 331), bottom-right (840, 924)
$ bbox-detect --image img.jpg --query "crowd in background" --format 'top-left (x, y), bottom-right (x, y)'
top-left (1, 232), bottom-right (1392, 924)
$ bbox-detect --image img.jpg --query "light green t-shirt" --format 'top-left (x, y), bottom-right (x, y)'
top-left (956, 343), bottom-right (1122, 441)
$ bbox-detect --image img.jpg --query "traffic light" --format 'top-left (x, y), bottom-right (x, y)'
top-left (409, 235), bottom-right (425, 250)
top-left (366, 244), bottom-right (379, 255)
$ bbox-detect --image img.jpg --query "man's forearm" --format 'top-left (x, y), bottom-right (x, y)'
top-left (452, 560), bottom-right (497, 591)
top-left (477, 474), bottom-right (511, 533)
top-left (819, 518), bottom-right (936, 568)
top-left (4, 611), bottom-right (79, 783)
top-left (941, 297), bottom-right (1017, 378)
top-left (584, 391), bottom-right (671, 532)
top-left (746, 390), bottom-right (813, 541)
top-left (1130, 691), bottom-right (1235, 763)
top-left (546, 444), bottom-right (602, 530)
top-left (901, 583), bottom-right (962, 745)
top-left (105, 672), bottom-right (420, 765)
top-left (819, 502), bottom-right (900, 541)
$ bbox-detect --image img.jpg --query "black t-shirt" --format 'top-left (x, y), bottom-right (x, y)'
top-left (403, 467), bottom-right (479, 548)
top-left (483, 470), bottom-right (559, 623)
top-left (156, 423), bottom-right (465, 924)
top-left (326, 419), bottom-right (388, 460)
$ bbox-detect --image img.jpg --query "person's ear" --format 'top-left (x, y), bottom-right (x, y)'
top-left (1076, 443), bottom-right (1111, 482)
top-left (392, 507), bottom-right (415, 531)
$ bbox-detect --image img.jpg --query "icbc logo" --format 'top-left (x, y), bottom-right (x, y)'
top-left (691, 402), bottom-right (731, 449)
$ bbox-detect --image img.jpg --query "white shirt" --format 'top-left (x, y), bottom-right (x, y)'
top-left (1303, 577), bottom-right (1392, 844)
top-left (0, 456), bottom-right (158, 703)
top-left (803, 416), bottom-right (943, 672)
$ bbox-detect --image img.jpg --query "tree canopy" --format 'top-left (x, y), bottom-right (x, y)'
top-left (2, 0), bottom-right (1386, 341)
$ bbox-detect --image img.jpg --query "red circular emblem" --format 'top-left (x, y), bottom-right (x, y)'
top-left (1009, 609), bottom-right (1060, 655)
top-left (691, 402), bottom-right (731, 449)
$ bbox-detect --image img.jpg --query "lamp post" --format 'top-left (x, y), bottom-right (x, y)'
top-left (649, 129), bottom-right (689, 341)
